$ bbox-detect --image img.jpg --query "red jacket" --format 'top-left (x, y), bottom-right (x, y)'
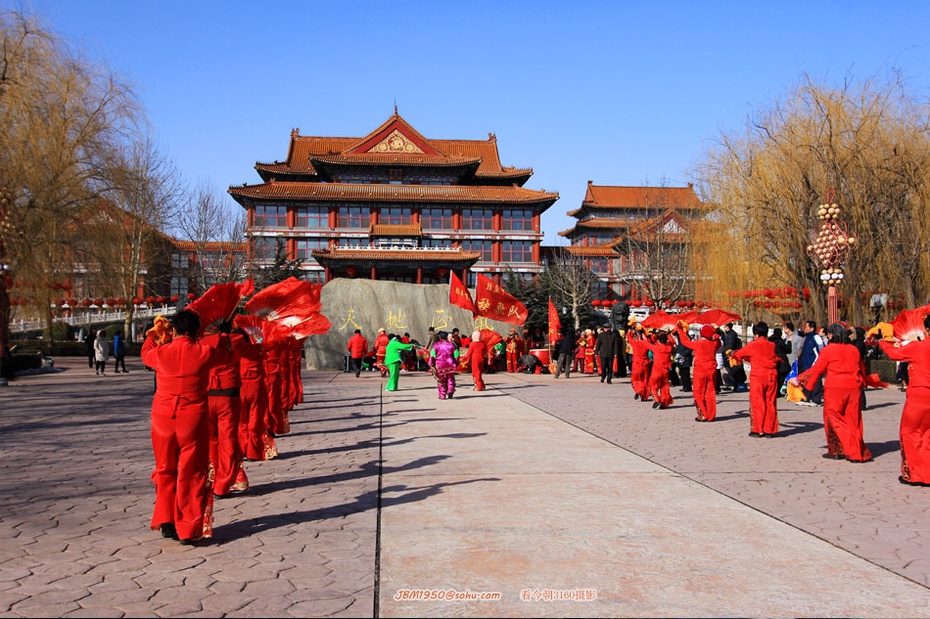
top-left (731, 337), bottom-right (778, 378)
top-left (141, 335), bottom-right (222, 416)
top-left (201, 333), bottom-right (250, 391)
top-left (880, 339), bottom-right (930, 388)
top-left (675, 329), bottom-right (721, 374)
top-left (347, 333), bottom-right (369, 358)
top-left (801, 342), bottom-right (865, 390)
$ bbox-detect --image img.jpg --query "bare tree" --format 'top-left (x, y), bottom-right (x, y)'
top-left (693, 72), bottom-right (930, 326)
top-left (538, 248), bottom-right (601, 329)
top-left (0, 8), bottom-right (140, 343)
top-left (177, 182), bottom-right (247, 291)
top-left (612, 183), bottom-right (693, 308)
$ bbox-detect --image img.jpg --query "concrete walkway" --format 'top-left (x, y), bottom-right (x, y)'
top-left (2, 357), bottom-right (930, 617)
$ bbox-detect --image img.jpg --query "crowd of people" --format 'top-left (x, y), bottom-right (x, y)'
top-left (132, 303), bottom-right (928, 547)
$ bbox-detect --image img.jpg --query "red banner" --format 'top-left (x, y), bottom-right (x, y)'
top-left (449, 271), bottom-right (477, 315)
top-left (474, 273), bottom-right (528, 326)
top-left (547, 297), bottom-right (561, 344)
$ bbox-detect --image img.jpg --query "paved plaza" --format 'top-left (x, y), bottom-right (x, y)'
top-left (2, 356), bottom-right (930, 617)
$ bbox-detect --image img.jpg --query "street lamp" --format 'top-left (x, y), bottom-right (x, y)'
top-left (806, 192), bottom-right (856, 325)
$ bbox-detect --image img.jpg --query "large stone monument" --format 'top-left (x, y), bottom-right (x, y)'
top-left (303, 279), bottom-right (516, 370)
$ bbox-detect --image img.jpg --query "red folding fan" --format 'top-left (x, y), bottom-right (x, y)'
top-left (244, 277), bottom-right (322, 322)
top-left (187, 279), bottom-right (254, 334)
top-left (890, 307), bottom-right (929, 342)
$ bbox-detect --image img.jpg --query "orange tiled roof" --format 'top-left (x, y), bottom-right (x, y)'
top-left (369, 224), bottom-right (422, 236)
top-left (311, 247), bottom-right (481, 262)
top-left (172, 240), bottom-right (247, 253)
top-left (565, 245), bottom-right (618, 257)
top-left (230, 182), bottom-right (558, 205)
top-left (579, 183), bottom-right (706, 210)
top-left (255, 113), bottom-right (533, 180)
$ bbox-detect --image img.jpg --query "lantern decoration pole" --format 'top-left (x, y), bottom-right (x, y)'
top-left (0, 190), bottom-right (13, 383)
top-left (805, 189), bottom-right (856, 326)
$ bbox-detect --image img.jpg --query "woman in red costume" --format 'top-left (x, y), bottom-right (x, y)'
top-left (200, 321), bottom-right (251, 498)
top-left (675, 323), bottom-right (722, 422)
top-left (730, 322), bottom-right (780, 436)
top-left (141, 310), bottom-right (223, 545)
top-left (878, 315), bottom-right (930, 486)
top-left (628, 324), bottom-right (653, 401)
top-left (794, 323), bottom-right (872, 463)
top-left (505, 328), bottom-right (524, 373)
top-left (584, 329), bottom-right (597, 374)
top-left (237, 330), bottom-right (276, 461)
top-left (263, 340), bottom-right (288, 436)
top-left (644, 330), bottom-right (674, 409)
top-left (374, 328), bottom-right (390, 377)
top-left (464, 330), bottom-right (487, 391)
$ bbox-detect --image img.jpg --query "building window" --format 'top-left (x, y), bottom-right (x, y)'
top-left (295, 206), bottom-right (328, 229)
top-left (380, 207), bottom-right (411, 225)
top-left (589, 257), bottom-right (609, 273)
top-left (502, 240), bottom-right (533, 263)
top-left (502, 208), bottom-right (534, 231)
top-left (421, 238), bottom-right (452, 249)
top-left (302, 270), bottom-right (326, 284)
top-left (421, 207), bottom-right (453, 230)
top-left (338, 237), bottom-right (366, 248)
top-left (254, 204), bottom-right (287, 227)
top-left (171, 252), bottom-right (188, 269)
top-left (338, 206), bottom-right (367, 229)
top-left (295, 238), bottom-right (329, 260)
top-left (252, 237), bottom-right (279, 261)
top-left (460, 239), bottom-right (493, 262)
top-left (460, 208), bottom-right (493, 230)
top-left (170, 275), bottom-right (188, 296)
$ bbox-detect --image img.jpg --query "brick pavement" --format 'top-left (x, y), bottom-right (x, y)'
top-left (1, 357), bottom-right (929, 617)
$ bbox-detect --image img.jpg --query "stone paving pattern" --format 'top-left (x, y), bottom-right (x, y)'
top-left (0, 356), bottom-right (929, 617)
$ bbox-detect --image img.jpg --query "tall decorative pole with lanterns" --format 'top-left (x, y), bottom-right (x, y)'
top-left (806, 191), bottom-right (856, 326)
top-left (0, 190), bottom-right (13, 383)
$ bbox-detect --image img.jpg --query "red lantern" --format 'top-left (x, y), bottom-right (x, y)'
top-left (82, 299), bottom-right (92, 307)
top-left (592, 300), bottom-right (602, 307)
top-left (186, 292), bottom-right (196, 300)
top-left (436, 268), bottom-right (448, 278)
top-left (763, 301), bottom-right (772, 308)
top-left (346, 266), bottom-right (357, 278)
top-left (132, 297), bottom-right (143, 305)
top-left (631, 300), bottom-right (643, 307)
top-left (171, 294), bottom-right (179, 302)
top-left (645, 299), bottom-right (655, 307)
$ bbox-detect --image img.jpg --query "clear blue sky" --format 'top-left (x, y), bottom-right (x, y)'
top-left (17, 1), bottom-right (930, 244)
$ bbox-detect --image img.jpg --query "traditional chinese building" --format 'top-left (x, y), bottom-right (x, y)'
top-left (229, 111), bottom-right (559, 286)
top-left (558, 181), bottom-right (709, 299)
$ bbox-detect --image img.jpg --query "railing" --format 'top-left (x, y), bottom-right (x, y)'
top-left (9, 305), bottom-right (178, 333)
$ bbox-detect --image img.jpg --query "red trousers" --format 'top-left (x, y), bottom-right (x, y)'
top-left (823, 386), bottom-right (872, 461)
top-left (507, 351), bottom-right (519, 372)
top-left (648, 367), bottom-right (673, 407)
top-left (692, 370), bottom-right (717, 421)
top-left (900, 386), bottom-right (930, 483)
top-left (631, 359), bottom-right (651, 400)
top-left (748, 371), bottom-right (779, 434)
top-left (208, 394), bottom-right (242, 496)
top-left (238, 379), bottom-right (267, 461)
top-left (150, 410), bottom-right (211, 540)
top-left (472, 364), bottom-right (485, 391)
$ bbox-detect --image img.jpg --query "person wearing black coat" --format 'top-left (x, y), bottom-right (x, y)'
top-left (594, 326), bottom-right (620, 384)
top-left (553, 328), bottom-right (577, 379)
top-left (769, 327), bottom-right (792, 394)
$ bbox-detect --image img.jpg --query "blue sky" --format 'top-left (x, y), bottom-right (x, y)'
top-left (17, 1), bottom-right (930, 244)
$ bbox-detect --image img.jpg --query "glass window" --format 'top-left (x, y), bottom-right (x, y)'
top-left (254, 204), bottom-right (287, 227)
top-left (421, 207), bottom-right (453, 230)
top-left (501, 208), bottom-right (534, 231)
top-left (170, 276), bottom-right (188, 296)
top-left (338, 237), bottom-right (367, 248)
top-left (460, 208), bottom-right (493, 230)
top-left (380, 207), bottom-right (411, 225)
top-left (171, 252), bottom-right (187, 269)
top-left (338, 206), bottom-right (368, 229)
top-left (501, 240), bottom-right (533, 263)
top-left (294, 206), bottom-right (328, 229)
top-left (460, 239), bottom-right (493, 262)
top-left (252, 237), bottom-right (279, 260)
top-left (421, 238), bottom-right (452, 249)
top-left (295, 238), bottom-right (329, 260)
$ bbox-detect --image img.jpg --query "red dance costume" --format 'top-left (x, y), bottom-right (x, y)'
top-left (584, 333), bottom-right (597, 374)
top-left (374, 332), bottom-right (390, 377)
top-left (644, 337), bottom-right (674, 408)
top-left (200, 332), bottom-right (250, 496)
top-left (141, 335), bottom-right (223, 542)
top-left (505, 334), bottom-right (524, 373)
top-left (676, 329), bottom-right (721, 421)
top-left (731, 338), bottom-right (780, 435)
top-left (464, 339), bottom-right (487, 391)
top-left (880, 339), bottom-right (930, 484)
top-left (800, 343), bottom-right (872, 462)
top-left (628, 335), bottom-right (653, 401)
top-left (238, 338), bottom-right (272, 461)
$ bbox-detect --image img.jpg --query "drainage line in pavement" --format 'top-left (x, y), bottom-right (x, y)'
top-left (372, 385), bottom-right (384, 618)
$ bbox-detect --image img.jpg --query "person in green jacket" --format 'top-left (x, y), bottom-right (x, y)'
top-left (384, 334), bottom-right (414, 392)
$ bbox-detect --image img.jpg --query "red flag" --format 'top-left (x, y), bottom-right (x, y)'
top-left (474, 273), bottom-right (528, 326)
top-left (547, 297), bottom-right (561, 344)
top-left (449, 271), bottom-right (477, 315)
